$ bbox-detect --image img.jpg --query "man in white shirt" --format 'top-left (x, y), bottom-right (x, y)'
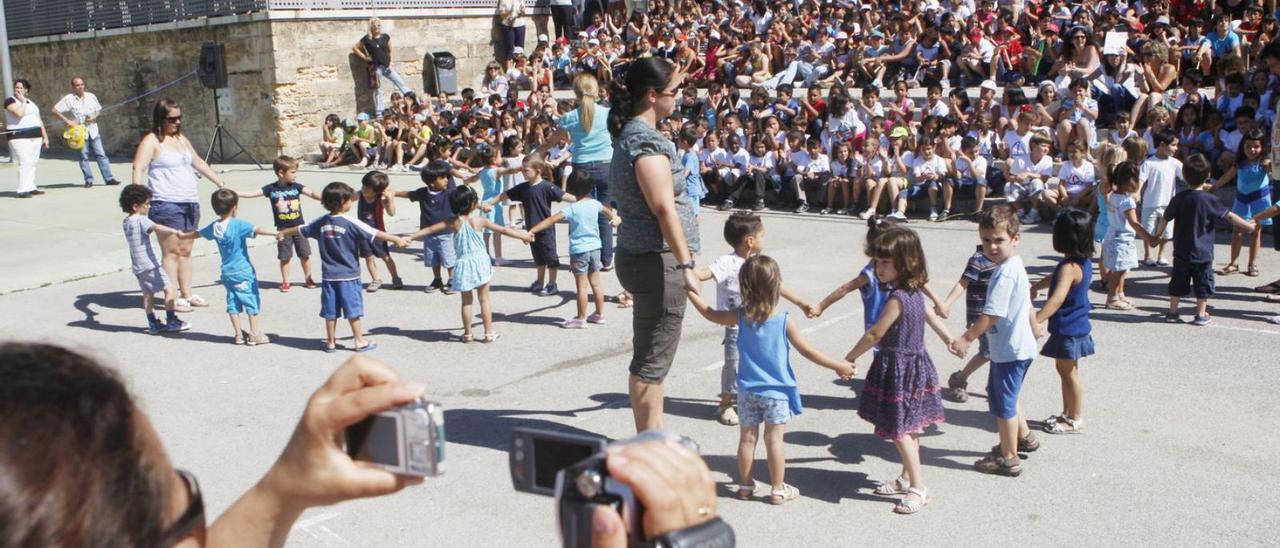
top-left (53, 77), bottom-right (119, 188)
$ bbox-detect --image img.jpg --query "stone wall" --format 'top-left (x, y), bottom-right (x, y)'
top-left (8, 21), bottom-right (279, 162)
top-left (6, 10), bottom-right (548, 162)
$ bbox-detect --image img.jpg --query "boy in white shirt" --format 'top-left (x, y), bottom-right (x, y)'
top-left (952, 136), bottom-right (990, 217)
top-left (1004, 135), bottom-right (1054, 224)
top-left (889, 141), bottom-right (950, 221)
top-left (791, 138), bottom-right (832, 213)
top-left (1138, 129), bottom-right (1183, 266)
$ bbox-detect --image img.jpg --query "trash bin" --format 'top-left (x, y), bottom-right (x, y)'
top-left (426, 51), bottom-right (458, 95)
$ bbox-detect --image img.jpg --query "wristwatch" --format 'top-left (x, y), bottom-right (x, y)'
top-left (675, 260), bottom-right (696, 270)
top-left (650, 517), bottom-right (734, 548)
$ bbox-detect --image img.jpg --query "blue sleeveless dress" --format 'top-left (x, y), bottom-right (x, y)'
top-left (451, 216), bottom-right (494, 292)
top-left (857, 288), bottom-right (945, 439)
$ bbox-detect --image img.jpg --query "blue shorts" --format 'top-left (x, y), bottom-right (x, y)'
top-left (149, 201), bottom-right (200, 232)
top-left (737, 391), bottom-right (792, 427)
top-left (222, 270), bottom-right (261, 315)
top-left (570, 249), bottom-right (603, 276)
top-left (320, 279), bottom-right (364, 320)
top-left (422, 233), bottom-right (456, 268)
top-left (359, 237), bottom-right (390, 259)
top-left (987, 359), bottom-right (1032, 420)
top-left (897, 180), bottom-right (938, 201)
top-left (1041, 333), bottom-right (1095, 360)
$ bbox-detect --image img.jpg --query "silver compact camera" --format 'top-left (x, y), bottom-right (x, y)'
top-left (345, 398), bottom-right (445, 477)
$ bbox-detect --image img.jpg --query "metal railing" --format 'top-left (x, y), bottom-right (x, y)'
top-left (5, 0), bottom-right (540, 41)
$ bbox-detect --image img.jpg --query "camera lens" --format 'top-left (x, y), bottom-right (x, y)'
top-left (576, 469), bottom-right (603, 498)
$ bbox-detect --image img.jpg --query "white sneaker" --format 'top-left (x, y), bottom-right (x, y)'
top-left (858, 209), bottom-right (874, 220)
top-left (928, 210), bottom-right (939, 222)
top-left (1268, 315), bottom-right (1280, 325)
top-left (1026, 210), bottom-right (1042, 224)
top-left (888, 211), bottom-right (907, 221)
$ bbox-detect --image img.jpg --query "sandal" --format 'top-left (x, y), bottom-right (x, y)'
top-left (893, 487), bottom-right (928, 515)
top-left (233, 336), bottom-right (245, 345)
top-left (187, 294), bottom-right (209, 307)
top-left (736, 481), bottom-right (756, 500)
top-left (873, 476), bottom-right (911, 496)
top-left (1217, 263), bottom-right (1240, 276)
top-left (483, 333), bottom-right (501, 343)
top-left (246, 333), bottom-right (270, 346)
top-left (462, 333), bottom-right (474, 343)
top-left (769, 483), bottom-right (800, 505)
top-left (1105, 297), bottom-right (1133, 311)
top-left (1246, 265), bottom-right (1260, 277)
top-left (1044, 415), bottom-right (1084, 434)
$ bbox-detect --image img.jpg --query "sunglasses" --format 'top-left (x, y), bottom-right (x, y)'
top-left (165, 115), bottom-right (183, 123)
top-left (160, 469), bottom-right (206, 544)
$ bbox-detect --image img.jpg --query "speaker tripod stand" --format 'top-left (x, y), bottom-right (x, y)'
top-left (204, 88), bottom-right (263, 169)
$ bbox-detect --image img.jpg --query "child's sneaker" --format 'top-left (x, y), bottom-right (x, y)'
top-left (1163, 311), bottom-right (1182, 323)
top-left (425, 278), bottom-right (444, 293)
top-left (280, 281), bottom-right (292, 293)
top-left (529, 281), bottom-right (544, 294)
top-left (147, 317), bottom-right (164, 335)
top-left (716, 199), bottom-right (736, 211)
top-left (538, 283), bottom-right (559, 297)
top-left (794, 202), bottom-right (809, 214)
top-left (928, 209), bottom-right (939, 222)
top-left (164, 318), bottom-right (191, 333)
top-left (858, 209), bottom-right (875, 220)
top-left (441, 281), bottom-right (456, 296)
top-left (752, 200), bottom-right (765, 211)
top-left (392, 277), bottom-right (405, 290)
top-left (943, 371), bottom-right (969, 402)
top-left (562, 317), bottom-right (587, 329)
top-left (887, 211), bottom-right (907, 221)
top-left (586, 313), bottom-right (606, 324)
top-left (974, 453), bottom-right (1023, 477)
top-left (1192, 314), bottom-right (1212, 326)
top-left (1024, 210), bottom-right (1041, 224)
top-left (366, 280), bottom-right (382, 293)
top-left (304, 277), bottom-right (317, 289)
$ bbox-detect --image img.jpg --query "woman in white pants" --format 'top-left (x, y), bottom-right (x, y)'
top-left (4, 79), bottom-right (49, 198)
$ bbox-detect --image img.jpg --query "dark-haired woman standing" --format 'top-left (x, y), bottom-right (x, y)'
top-left (608, 57), bottom-right (701, 432)
top-left (4, 79), bottom-right (48, 198)
top-left (131, 98), bottom-right (226, 311)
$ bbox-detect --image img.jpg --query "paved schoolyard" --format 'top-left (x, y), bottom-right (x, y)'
top-left (1, 158), bottom-right (1277, 546)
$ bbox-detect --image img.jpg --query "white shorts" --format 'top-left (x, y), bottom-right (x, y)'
top-left (1141, 206), bottom-right (1172, 239)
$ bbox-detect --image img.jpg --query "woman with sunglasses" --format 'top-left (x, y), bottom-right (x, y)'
top-left (1050, 27), bottom-right (1101, 88)
top-left (131, 98), bottom-right (227, 312)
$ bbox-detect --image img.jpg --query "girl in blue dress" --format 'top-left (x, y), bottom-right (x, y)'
top-left (843, 227), bottom-right (953, 515)
top-left (1210, 129), bottom-right (1272, 278)
top-left (465, 147), bottom-right (523, 267)
top-left (1032, 209), bottom-right (1095, 435)
top-left (408, 186), bottom-right (532, 343)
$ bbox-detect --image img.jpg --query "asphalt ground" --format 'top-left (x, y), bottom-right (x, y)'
top-left (1, 159), bottom-right (1278, 546)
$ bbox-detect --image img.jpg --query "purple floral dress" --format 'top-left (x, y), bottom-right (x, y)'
top-left (857, 288), bottom-right (945, 439)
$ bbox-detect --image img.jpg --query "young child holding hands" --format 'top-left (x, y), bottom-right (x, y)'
top-left (687, 255), bottom-right (855, 506)
top-left (527, 170), bottom-right (619, 328)
top-left (844, 227), bottom-right (951, 515)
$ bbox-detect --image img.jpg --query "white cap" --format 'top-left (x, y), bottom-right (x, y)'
top-left (538, 33), bottom-right (549, 42)
top-left (588, 38), bottom-right (600, 45)
top-left (513, 46), bottom-right (524, 55)
top-left (979, 80), bottom-right (998, 92)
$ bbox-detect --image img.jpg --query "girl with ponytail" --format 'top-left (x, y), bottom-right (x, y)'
top-left (556, 73), bottom-right (619, 268)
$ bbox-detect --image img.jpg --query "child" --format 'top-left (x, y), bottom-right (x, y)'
top-left (408, 186), bottom-right (532, 342)
top-left (1004, 135), bottom-right (1054, 224)
top-left (826, 142), bottom-right (856, 215)
top-left (1041, 141), bottom-right (1097, 214)
top-left (527, 170), bottom-right (618, 328)
top-left (235, 156), bottom-right (318, 292)
top-left (791, 138), bottom-right (831, 214)
top-left (465, 147), bottom-right (521, 266)
top-left (696, 212), bottom-right (818, 426)
top-left (811, 217), bottom-right (942, 329)
top-left (278, 182), bottom-right (410, 353)
top-left (119, 185), bottom-right (189, 334)
top-left (482, 158), bottom-right (575, 296)
top-left (890, 141), bottom-right (948, 222)
top-left (1056, 77), bottom-right (1098, 154)
top-left (1138, 130), bottom-right (1182, 266)
top-left (1209, 129), bottom-right (1272, 277)
top-left (686, 255), bottom-right (855, 505)
top-left (356, 171), bottom-right (403, 291)
top-left (936, 223), bottom-right (1003, 403)
top-left (393, 161), bottom-right (458, 294)
top-left (1103, 161), bottom-right (1159, 310)
top-left (1031, 209), bottom-right (1095, 434)
top-left (1156, 154), bottom-right (1258, 325)
top-left (190, 189), bottom-right (276, 345)
top-left (843, 227), bottom-right (952, 514)
top-left (951, 136), bottom-right (990, 217)
top-left (949, 207), bottom-right (1041, 477)
top-left (677, 126), bottom-right (708, 216)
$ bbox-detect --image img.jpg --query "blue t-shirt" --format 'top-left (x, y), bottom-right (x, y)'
top-left (982, 255), bottom-right (1037, 363)
top-left (561, 104), bottom-right (613, 164)
top-left (560, 198), bottom-right (603, 254)
top-left (407, 180), bottom-right (457, 230)
top-left (506, 180), bottom-right (565, 228)
top-left (199, 218), bottom-right (256, 276)
top-left (1206, 31), bottom-right (1240, 57)
top-left (858, 261), bottom-right (889, 330)
top-left (736, 310), bottom-right (803, 415)
top-left (1163, 188), bottom-right (1230, 263)
top-left (300, 215), bottom-right (379, 281)
top-left (682, 150), bottom-right (706, 199)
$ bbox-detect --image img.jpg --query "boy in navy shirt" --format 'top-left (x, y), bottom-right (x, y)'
top-left (483, 158), bottom-right (576, 296)
top-left (279, 182), bottom-right (410, 353)
top-left (1154, 154), bottom-right (1257, 326)
top-left (185, 189), bottom-right (278, 345)
top-left (236, 156), bottom-right (320, 292)
top-left (394, 161), bottom-right (457, 294)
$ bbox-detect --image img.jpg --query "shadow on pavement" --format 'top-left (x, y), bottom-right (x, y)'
top-left (444, 404), bottom-right (617, 452)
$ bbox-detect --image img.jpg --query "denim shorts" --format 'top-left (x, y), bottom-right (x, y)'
top-left (898, 180), bottom-right (938, 201)
top-left (222, 270), bottom-right (261, 315)
top-left (738, 391), bottom-right (792, 427)
top-left (987, 359), bottom-right (1033, 420)
top-left (320, 279), bottom-right (364, 320)
top-left (149, 201), bottom-right (200, 232)
top-left (569, 249), bottom-right (603, 275)
top-left (422, 233), bottom-right (456, 268)
top-left (1169, 259), bottom-right (1215, 298)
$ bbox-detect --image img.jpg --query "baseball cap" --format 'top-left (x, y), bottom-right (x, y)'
top-left (836, 31), bottom-right (849, 39)
top-left (889, 126), bottom-right (910, 139)
top-left (979, 80), bottom-right (998, 92)
top-left (1043, 22), bottom-right (1060, 34)
top-left (588, 38), bottom-right (600, 45)
top-left (356, 112), bottom-right (370, 122)
top-left (538, 33), bottom-right (549, 42)
top-left (513, 46), bottom-right (524, 55)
